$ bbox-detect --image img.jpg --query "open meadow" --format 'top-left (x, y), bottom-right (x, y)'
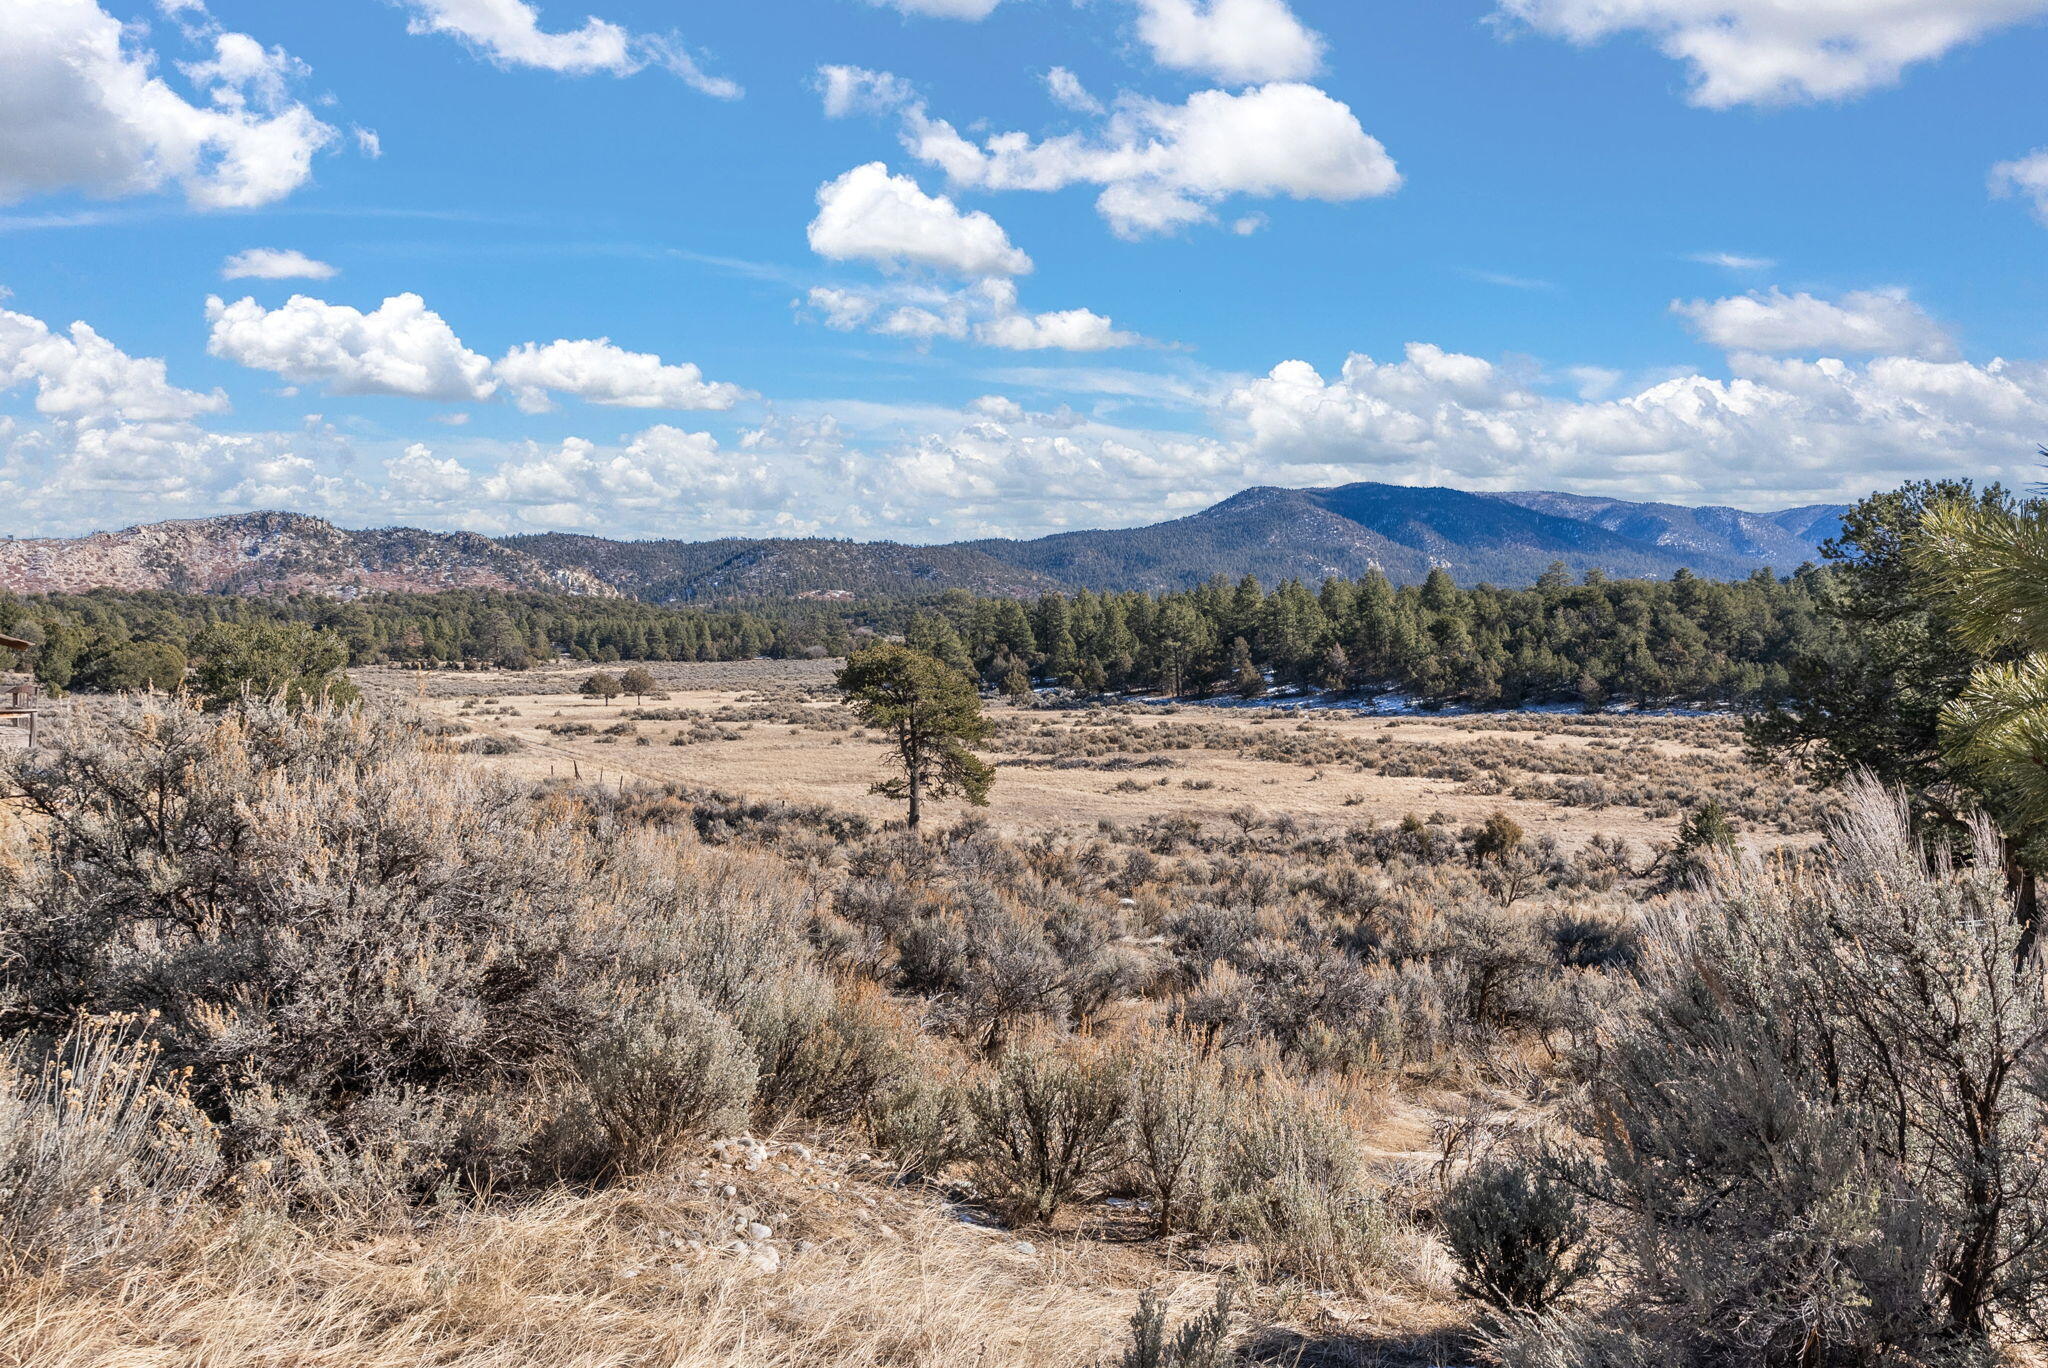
top-left (359, 659), bottom-right (1827, 855)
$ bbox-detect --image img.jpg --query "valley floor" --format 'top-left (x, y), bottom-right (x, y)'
top-left (358, 657), bottom-right (1823, 855)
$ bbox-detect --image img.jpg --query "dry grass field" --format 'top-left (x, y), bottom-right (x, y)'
top-left (0, 670), bottom-right (1854, 1368)
top-left (358, 658), bottom-right (1826, 856)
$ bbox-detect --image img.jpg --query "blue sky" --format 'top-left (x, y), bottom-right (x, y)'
top-left (2, 0), bottom-right (2046, 541)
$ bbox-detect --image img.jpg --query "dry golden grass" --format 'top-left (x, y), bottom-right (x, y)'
top-left (0, 1151), bottom-right (1210, 1368)
top-left (361, 659), bottom-right (1809, 852)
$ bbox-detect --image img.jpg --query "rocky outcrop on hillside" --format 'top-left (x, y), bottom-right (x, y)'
top-left (0, 512), bottom-right (616, 598)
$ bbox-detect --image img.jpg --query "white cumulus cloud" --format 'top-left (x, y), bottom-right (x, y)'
top-left (1130, 0), bottom-right (1326, 84)
top-left (495, 337), bottom-right (748, 413)
top-left (808, 163), bottom-right (1034, 276)
top-left (0, 0), bottom-right (336, 208)
top-left (1673, 287), bottom-right (1955, 358)
top-left (806, 279), bottom-right (1141, 352)
top-left (1495, 0), bottom-right (2048, 108)
top-left (396, 0), bottom-right (740, 97)
top-left (206, 292), bottom-right (498, 401)
top-left (222, 247), bottom-right (337, 280)
top-left (1044, 67), bottom-right (1105, 115)
top-left (874, 76), bottom-right (1400, 238)
top-left (206, 291), bottom-right (747, 412)
top-left (0, 304), bottom-right (228, 422)
top-left (970, 281), bottom-right (1138, 351)
top-left (1225, 341), bottom-right (2048, 504)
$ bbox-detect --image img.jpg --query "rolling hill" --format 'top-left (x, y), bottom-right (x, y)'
top-left (0, 511), bottom-right (615, 599)
top-left (0, 484), bottom-right (1849, 602)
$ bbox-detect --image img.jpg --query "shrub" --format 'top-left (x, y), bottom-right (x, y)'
top-left (0, 698), bottom-right (612, 1191)
top-left (867, 1056), bottom-right (972, 1181)
top-left (1210, 1070), bottom-right (1392, 1291)
top-left (1122, 1032), bottom-right (1224, 1235)
top-left (1551, 780), bottom-right (2048, 1361)
top-left (0, 1017), bottom-right (222, 1270)
top-left (742, 978), bottom-right (909, 1128)
top-left (573, 984), bottom-right (756, 1173)
top-left (1474, 1310), bottom-right (1659, 1368)
top-left (1106, 1279), bottom-right (1236, 1368)
top-left (966, 1042), bottom-right (1126, 1226)
top-left (1440, 1158), bottom-right (1595, 1313)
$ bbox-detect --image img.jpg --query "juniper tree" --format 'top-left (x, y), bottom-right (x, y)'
top-left (618, 666), bottom-right (657, 702)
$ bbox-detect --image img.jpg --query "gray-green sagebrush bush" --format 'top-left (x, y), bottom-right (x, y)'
top-left (1107, 1280), bottom-right (1236, 1368)
top-left (1439, 1158), bottom-right (1593, 1313)
top-left (0, 697), bottom-right (866, 1211)
top-left (1500, 778), bottom-right (2048, 1365)
top-left (0, 1017), bottom-right (222, 1270)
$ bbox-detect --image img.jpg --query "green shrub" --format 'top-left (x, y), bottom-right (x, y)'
top-left (966, 1043), bottom-right (1126, 1226)
top-left (1440, 1158), bottom-right (1595, 1312)
top-left (1106, 1279), bottom-right (1236, 1368)
top-left (1123, 1033), bottom-right (1224, 1235)
top-left (1211, 1072), bottom-right (1393, 1291)
top-left (574, 985), bottom-right (756, 1173)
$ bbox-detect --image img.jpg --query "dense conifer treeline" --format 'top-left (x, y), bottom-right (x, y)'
top-left (0, 561), bottom-right (1826, 707)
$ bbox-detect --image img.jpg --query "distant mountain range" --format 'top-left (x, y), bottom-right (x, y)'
top-left (0, 484), bottom-right (1849, 603)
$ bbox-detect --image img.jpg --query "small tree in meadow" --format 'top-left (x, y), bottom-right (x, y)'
top-left (836, 643), bottom-right (994, 830)
top-left (580, 671), bottom-right (623, 704)
top-left (618, 666), bottom-right (657, 702)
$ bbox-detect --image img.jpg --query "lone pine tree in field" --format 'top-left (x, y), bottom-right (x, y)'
top-left (836, 642), bottom-right (994, 830)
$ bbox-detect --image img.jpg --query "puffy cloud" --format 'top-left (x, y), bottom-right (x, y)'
top-left (222, 247), bottom-right (337, 280)
top-left (1673, 287), bottom-right (1955, 358)
top-left (970, 282), bottom-right (1137, 351)
top-left (819, 65), bottom-right (919, 119)
top-left (494, 337), bottom-right (748, 413)
top-left (206, 291), bottom-right (746, 411)
top-left (886, 78), bottom-right (1400, 238)
top-left (976, 309), bottom-right (1136, 352)
top-left (10, 335), bottom-right (2048, 538)
top-left (0, 305), bottom-right (227, 422)
top-left (0, 406), bottom-right (360, 532)
top-left (1992, 148), bottom-right (2048, 221)
top-left (808, 163), bottom-right (1034, 276)
top-left (806, 287), bottom-right (881, 331)
top-left (1495, 0), bottom-right (2048, 108)
top-left (1225, 342), bottom-right (2048, 503)
top-left (1129, 0), bottom-right (1325, 84)
top-left (384, 441), bottom-right (474, 500)
top-left (396, 0), bottom-right (740, 97)
top-left (0, 0), bottom-right (335, 208)
top-left (206, 293), bottom-right (498, 401)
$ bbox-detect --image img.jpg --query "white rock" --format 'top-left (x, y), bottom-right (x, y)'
top-left (751, 1244), bottom-right (781, 1274)
top-left (746, 1222), bottom-right (772, 1241)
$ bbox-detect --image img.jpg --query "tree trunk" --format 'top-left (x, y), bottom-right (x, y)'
top-left (906, 745), bottom-right (922, 830)
top-left (2009, 848), bottom-right (2039, 963)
